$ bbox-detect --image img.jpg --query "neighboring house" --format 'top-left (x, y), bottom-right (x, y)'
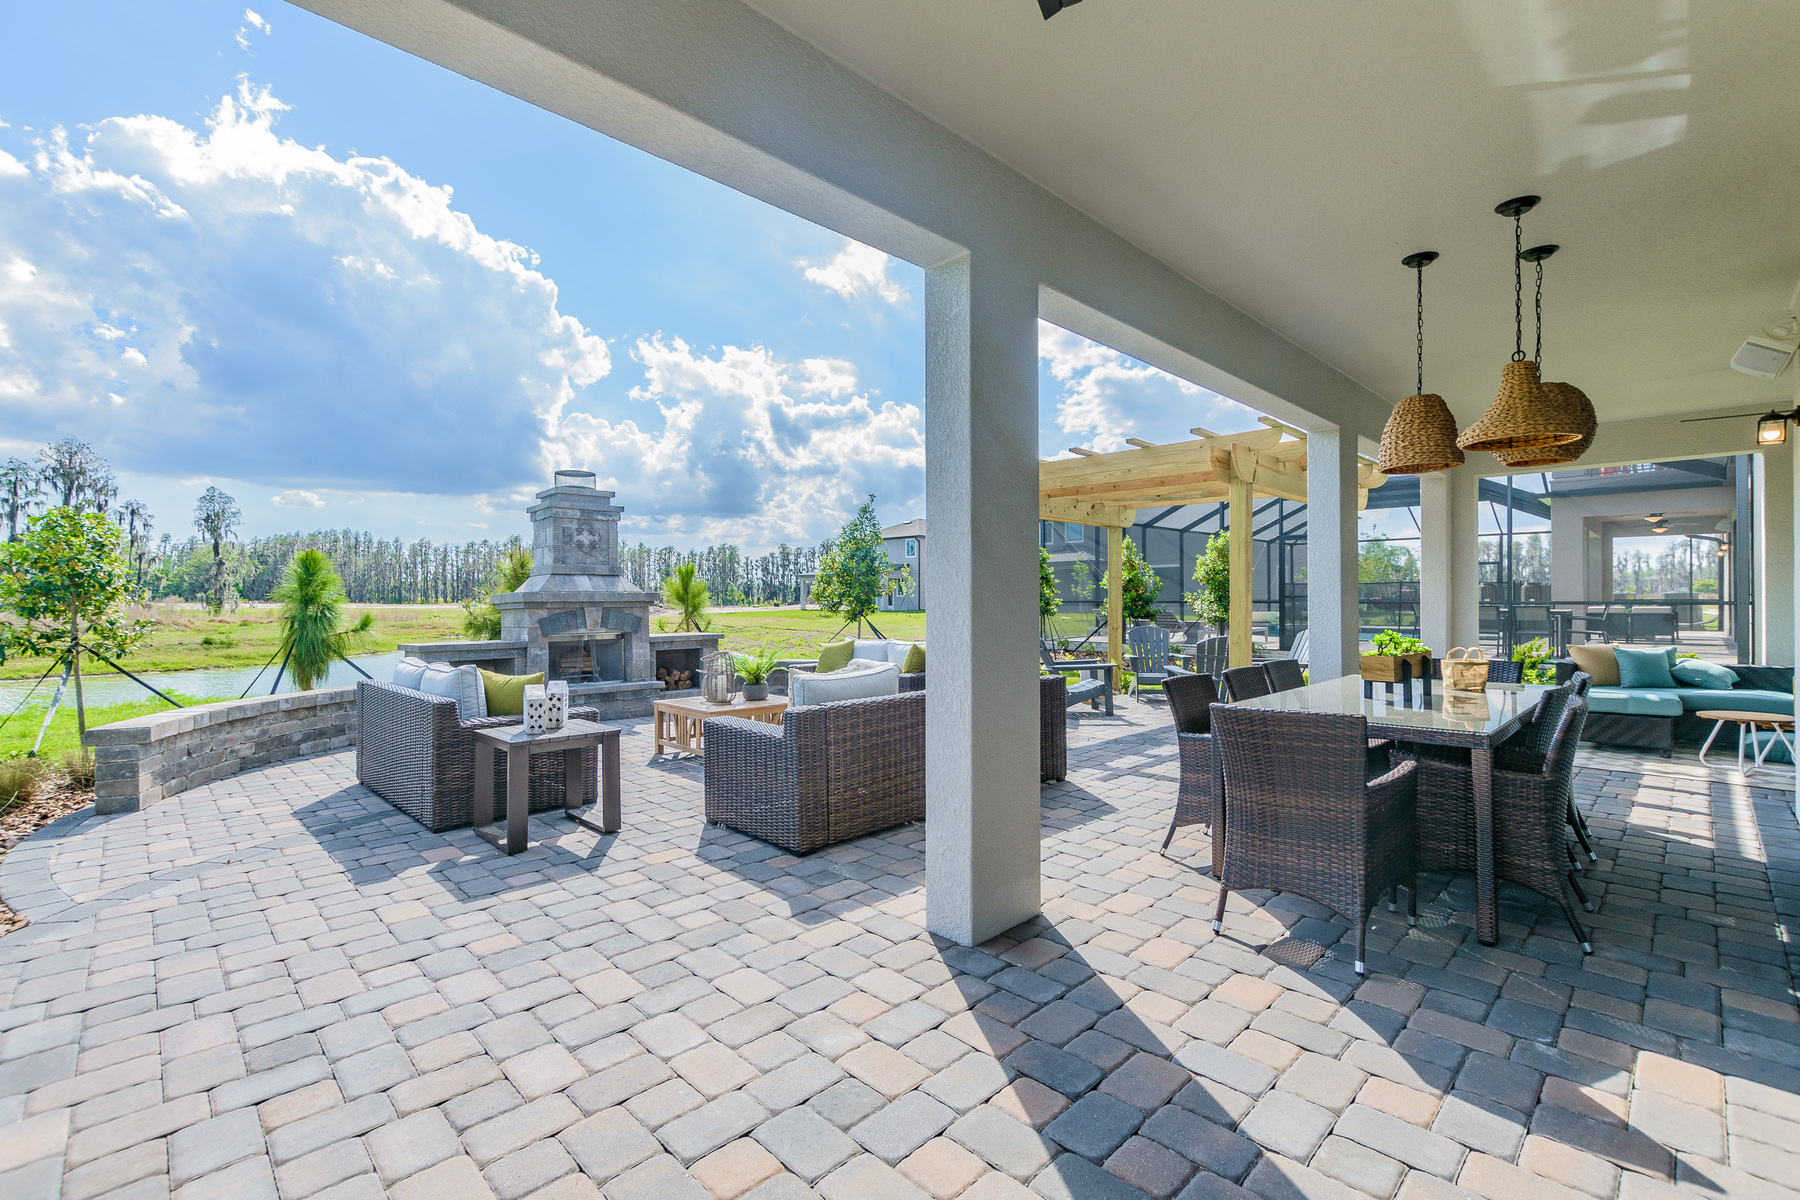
top-left (880, 518), bottom-right (925, 611)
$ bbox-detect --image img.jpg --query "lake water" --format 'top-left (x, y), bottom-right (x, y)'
top-left (0, 652), bottom-right (405, 715)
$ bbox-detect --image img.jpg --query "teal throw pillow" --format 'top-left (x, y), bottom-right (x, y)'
top-left (1670, 659), bottom-right (1738, 690)
top-left (1615, 646), bottom-right (1677, 689)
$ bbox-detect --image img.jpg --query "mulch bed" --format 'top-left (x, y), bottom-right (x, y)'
top-left (0, 780), bottom-right (95, 936)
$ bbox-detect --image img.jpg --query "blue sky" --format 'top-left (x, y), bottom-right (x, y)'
top-left (0, 1), bottom-right (1271, 553)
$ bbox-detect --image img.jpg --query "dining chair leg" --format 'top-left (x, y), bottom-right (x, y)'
top-left (1558, 879), bottom-right (1593, 953)
top-left (1385, 887), bottom-right (1396, 913)
top-left (1568, 802), bottom-right (1596, 862)
top-left (1404, 882), bottom-right (1417, 927)
top-left (1211, 886), bottom-right (1229, 933)
top-left (1160, 814), bottom-right (1179, 853)
top-left (1353, 916), bottom-right (1367, 976)
top-left (1567, 868), bottom-right (1593, 913)
top-left (1567, 845), bottom-right (1584, 873)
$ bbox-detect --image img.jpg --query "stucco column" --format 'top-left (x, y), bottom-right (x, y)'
top-left (1758, 448), bottom-right (1793, 664)
top-left (1418, 465), bottom-right (1481, 655)
top-left (924, 252), bottom-right (1041, 946)
top-left (1306, 427), bottom-right (1359, 677)
top-left (1549, 503), bottom-right (1585, 602)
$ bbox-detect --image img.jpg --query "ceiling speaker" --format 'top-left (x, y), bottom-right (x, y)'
top-left (1730, 336), bottom-right (1796, 379)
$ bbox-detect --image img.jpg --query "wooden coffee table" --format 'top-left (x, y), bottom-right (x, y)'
top-left (654, 694), bottom-right (787, 757)
top-left (472, 719), bottom-right (620, 854)
top-left (1697, 710), bottom-right (1795, 772)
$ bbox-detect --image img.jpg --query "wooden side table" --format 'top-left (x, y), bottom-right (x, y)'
top-left (1697, 710), bottom-right (1795, 773)
top-left (653, 694), bottom-right (787, 757)
top-left (472, 719), bottom-right (620, 854)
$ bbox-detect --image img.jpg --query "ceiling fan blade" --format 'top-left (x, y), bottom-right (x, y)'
top-left (1678, 413), bottom-right (1763, 423)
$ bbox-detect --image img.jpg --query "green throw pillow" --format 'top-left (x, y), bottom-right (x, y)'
top-left (901, 643), bottom-right (926, 674)
top-left (1614, 647), bottom-right (1676, 689)
top-left (480, 669), bottom-right (543, 716)
top-left (1670, 659), bottom-right (1738, 690)
top-left (815, 641), bottom-right (854, 674)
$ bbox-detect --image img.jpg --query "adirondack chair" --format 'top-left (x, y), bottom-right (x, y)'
top-left (1186, 635), bottom-right (1230, 680)
top-left (1124, 624), bottom-right (1192, 698)
top-left (1041, 646), bottom-right (1114, 716)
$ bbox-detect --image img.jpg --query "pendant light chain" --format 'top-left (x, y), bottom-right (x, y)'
top-left (1512, 213), bottom-right (1525, 362)
top-left (1416, 262), bottom-right (1425, 396)
top-left (1534, 259), bottom-right (1544, 366)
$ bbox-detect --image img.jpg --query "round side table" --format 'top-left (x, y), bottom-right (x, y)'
top-left (1696, 710), bottom-right (1794, 773)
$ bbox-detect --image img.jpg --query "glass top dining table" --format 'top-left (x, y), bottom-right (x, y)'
top-left (1233, 675), bottom-right (1555, 945)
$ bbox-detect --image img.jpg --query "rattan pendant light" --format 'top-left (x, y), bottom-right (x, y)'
top-left (1376, 251), bottom-right (1464, 475)
top-left (1490, 245), bottom-right (1596, 468)
top-left (1457, 196), bottom-right (1585, 454)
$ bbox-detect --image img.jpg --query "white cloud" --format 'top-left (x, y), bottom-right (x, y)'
top-left (0, 79), bottom-right (610, 494)
top-left (236, 9), bottom-right (271, 51)
top-left (800, 239), bottom-right (907, 305)
top-left (550, 335), bottom-right (923, 547)
top-left (1038, 322), bottom-right (1261, 454)
top-left (271, 489), bottom-right (323, 508)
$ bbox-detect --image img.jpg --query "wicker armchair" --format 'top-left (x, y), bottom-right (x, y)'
top-left (1041, 675), bottom-right (1068, 782)
top-left (355, 680), bottom-right (600, 833)
top-left (1221, 664), bottom-right (1271, 702)
top-left (703, 690), bottom-right (925, 854)
top-left (1209, 705), bottom-right (1419, 975)
top-left (1264, 659), bottom-right (1306, 693)
top-left (1162, 674), bottom-right (1221, 868)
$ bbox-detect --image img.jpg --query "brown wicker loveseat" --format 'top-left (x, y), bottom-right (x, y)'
top-left (356, 680), bottom-right (599, 833)
top-left (703, 689), bottom-right (925, 854)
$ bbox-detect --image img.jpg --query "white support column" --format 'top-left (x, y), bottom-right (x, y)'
top-left (1306, 427), bottom-right (1359, 678)
top-left (924, 252), bottom-right (1041, 947)
top-left (1419, 465), bottom-right (1481, 655)
top-left (1758, 448), bottom-right (1793, 664)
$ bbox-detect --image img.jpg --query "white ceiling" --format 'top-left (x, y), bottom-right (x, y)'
top-left (745, 0), bottom-right (1800, 427)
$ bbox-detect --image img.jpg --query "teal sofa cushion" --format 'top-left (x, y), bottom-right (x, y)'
top-left (1587, 687), bottom-right (1683, 718)
top-left (1751, 729), bottom-right (1794, 765)
top-left (1671, 659), bottom-right (1738, 689)
top-left (1676, 688), bottom-right (1793, 716)
top-left (1615, 647), bottom-right (1677, 689)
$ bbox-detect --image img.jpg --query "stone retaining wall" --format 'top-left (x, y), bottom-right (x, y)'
top-left (83, 687), bottom-right (358, 815)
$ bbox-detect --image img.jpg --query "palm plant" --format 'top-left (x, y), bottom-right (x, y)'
top-left (271, 550), bottom-right (373, 689)
top-left (662, 562), bottom-right (710, 632)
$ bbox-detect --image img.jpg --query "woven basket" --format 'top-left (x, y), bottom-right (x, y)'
top-left (1442, 646), bottom-right (1490, 692)
top-left (1488, 380), bottom-right (1596, 467)
top-left (1458, 360), bottom-right (1584, 453)
top-left (1377, 393), bottom-right (1465, 475)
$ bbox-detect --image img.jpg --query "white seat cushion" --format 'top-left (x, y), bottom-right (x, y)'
top-left (419, 663), bottom-right (487, 720)
top-left (790, 661), bottom-right (900, 707)
top-left (887, 641), bottom-right (923, 667)
top-left (392, 656), bottom-right (429, 691)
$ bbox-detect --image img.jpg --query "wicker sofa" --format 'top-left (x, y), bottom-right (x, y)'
top-left (356, 680), bottom-right (600, 832)
top-left (703, 679), bottom-right (1071, 854)
top-left (704, 689), bottom-right (926, 853)
top-left (1551, 658), bottom-right (1793, 756)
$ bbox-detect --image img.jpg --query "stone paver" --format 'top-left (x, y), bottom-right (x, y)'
top-left (0, 709), bottom-right (1795, 1200)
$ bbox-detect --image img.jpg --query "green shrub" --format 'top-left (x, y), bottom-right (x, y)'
top-left (0, 756), bottom-right (46, 810)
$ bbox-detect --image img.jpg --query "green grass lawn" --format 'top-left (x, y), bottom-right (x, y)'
top-left (2, 692), bottom-right (230, 763)
top-left (0, 602), bottom-right (469, 681)
top-left (697, 608), bottom-right (927, 661)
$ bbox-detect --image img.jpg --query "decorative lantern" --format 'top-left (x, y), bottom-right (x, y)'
top-left (544, 680), bottom-right (569, 732)
top-left (523, 683), bottom-right (549, 735)
top-left (700, 650), bottom-right (735, 704)
top-left (1376, 251), bottom-right (1465, 475)
top-left (1457, 197), bottom-right (1584, 455)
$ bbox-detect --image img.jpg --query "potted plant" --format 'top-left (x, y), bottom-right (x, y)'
top-left (1362, 630), bottom-right (1431, 684)
top-left (733, 646), bottom-right (778, 701)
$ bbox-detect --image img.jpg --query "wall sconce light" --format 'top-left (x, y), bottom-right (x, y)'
top-left (1757, 411), bottom-right (1789, 445)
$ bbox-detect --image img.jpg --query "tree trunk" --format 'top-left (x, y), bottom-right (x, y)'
top-left (70, 602), bottom-right (87, 739)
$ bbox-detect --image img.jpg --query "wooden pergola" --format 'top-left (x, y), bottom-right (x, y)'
top-left (1040, 418), bottom-right (1386, 669)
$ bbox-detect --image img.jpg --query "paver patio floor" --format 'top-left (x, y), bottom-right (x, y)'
top-left (2, 702), bottom-right (1797, 1200)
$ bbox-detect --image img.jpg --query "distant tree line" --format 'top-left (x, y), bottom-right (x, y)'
top-left (6, 439), bottom-right (834, 610)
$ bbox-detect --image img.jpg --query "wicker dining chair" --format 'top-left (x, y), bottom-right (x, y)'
top-left (1161, 673), bottom-right (1222, 870)
top-left (1492, 675), bottom-right (1597, 867)
top-left (1264, 658), bottom-right (1306, 693)
top-left (1222, 664), bottom-right (1272, 702)
top-left (1208, 705), bottom-right (1419, 975)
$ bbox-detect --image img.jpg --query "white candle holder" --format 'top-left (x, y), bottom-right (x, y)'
top-left (523, 683), bottom-right (549, 735)
top-left (544, 680), bottom-right (569, 732)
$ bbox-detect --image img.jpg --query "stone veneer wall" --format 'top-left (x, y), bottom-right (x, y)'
top-left (84, 687), bottom-right (359, 816)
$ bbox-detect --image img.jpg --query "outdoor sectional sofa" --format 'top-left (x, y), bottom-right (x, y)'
top-left (1551, 654), bottom-right (1792, 757)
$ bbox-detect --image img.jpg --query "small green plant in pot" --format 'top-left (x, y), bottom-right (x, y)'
top-left (1363, 630), bottom-right (1432, 684)
top-left (733, 646), bottom-right (779, 701)
top-left (1511, 637), bottom-right (1554, 684)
